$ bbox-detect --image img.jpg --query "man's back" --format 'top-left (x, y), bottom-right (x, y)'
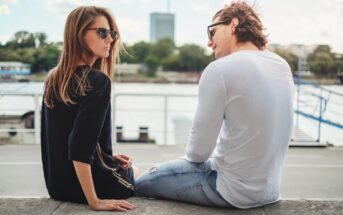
top-left (209, 50), bottom-right (295, 208)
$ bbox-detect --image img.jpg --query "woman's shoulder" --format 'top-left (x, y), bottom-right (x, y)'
top-left (76, 66), bottom-right (111, 89)
top-left (82, 67), bottom-right (111, 84)
top-left (89, 69), bottom-right (111, 82)
top-left (71, 66), bottom-right (112, 101)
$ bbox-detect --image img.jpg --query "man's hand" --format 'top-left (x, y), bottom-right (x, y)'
top-left (113, 154), bottom-right (133, 170)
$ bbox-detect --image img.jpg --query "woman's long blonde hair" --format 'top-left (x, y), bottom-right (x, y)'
top-left (44, 6), bottom-right (123, 108)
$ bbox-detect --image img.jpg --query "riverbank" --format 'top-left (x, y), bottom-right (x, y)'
top-left (4, 72), bottom-right (341, 85)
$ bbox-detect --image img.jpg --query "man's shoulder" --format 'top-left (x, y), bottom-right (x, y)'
top-left (212, 50), bottom-right (287, 68)
top-left (212, 51), bottom-right (251, 66)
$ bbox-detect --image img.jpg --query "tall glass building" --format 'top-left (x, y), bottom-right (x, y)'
top-left (150, 12), bottom-right (175, 42)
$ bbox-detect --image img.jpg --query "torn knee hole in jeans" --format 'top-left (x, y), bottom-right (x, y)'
top-left (148, 167), bottom-right (157, 173)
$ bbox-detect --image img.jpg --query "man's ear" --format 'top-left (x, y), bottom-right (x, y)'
top-left (231, 18), bottom-right (239, 31)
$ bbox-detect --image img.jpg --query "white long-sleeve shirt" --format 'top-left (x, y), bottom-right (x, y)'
top-left (185, 50), bottom-right (295, 209)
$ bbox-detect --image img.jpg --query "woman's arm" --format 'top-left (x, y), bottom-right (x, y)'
top-left (73, 161), bottom-right (135, 211)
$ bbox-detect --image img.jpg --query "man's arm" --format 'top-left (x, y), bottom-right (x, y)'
top-left (185, 63), bottom-right (227, 163)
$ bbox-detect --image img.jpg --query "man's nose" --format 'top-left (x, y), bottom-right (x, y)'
top-left (207, 39), bottom-right (213, 47)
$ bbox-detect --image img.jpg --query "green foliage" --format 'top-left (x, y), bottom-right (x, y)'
top-left (307, 45), bottom-right (339, 76)
top-left (1, 31), bottom-right (343, 76)
top-left (177, 44), bottom-right (213, 72)
top-left (121, 38), bottom-right (213, 72)
top-left (150, 38), bottom-right (175, 61)
top-left (129, 41), bottom-right (151, 62)
top-left (144, 55), bottom-right (159, 76)
top-left (274, 48), bottom-right (298, 74)
top-left (0, 31), bottom-right (60, 73)
top-left (271, 44), bottom-right (343, 77)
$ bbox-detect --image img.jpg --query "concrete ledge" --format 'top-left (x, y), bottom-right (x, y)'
top-left (1, 198), bottom-right (343, 215)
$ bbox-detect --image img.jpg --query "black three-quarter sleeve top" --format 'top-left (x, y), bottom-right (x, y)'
top-left (41, 66), bottom-right (134, 203)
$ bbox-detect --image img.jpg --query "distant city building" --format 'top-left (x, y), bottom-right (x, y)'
top-left (150, 12), bottom-right (175, 42)
top-left (0, 61), bottom-right (31, 75)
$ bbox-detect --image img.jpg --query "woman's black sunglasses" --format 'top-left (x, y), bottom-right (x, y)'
top-left (87, 27), bottom-right (117, 40)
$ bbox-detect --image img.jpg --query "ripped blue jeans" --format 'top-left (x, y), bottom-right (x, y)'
top-left (134, 159), bottom-right (233, 207)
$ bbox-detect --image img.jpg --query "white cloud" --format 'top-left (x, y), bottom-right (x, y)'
top-left (0, 0), bottom-right (16, 15)
top-left (117, 17), bottom-right (146, 32)
top-left (46, 0), bottom-right (81, 16)
top-left (0, 4), bottom-right (9, 14)
top-left (117, 17), bottom-right (148, 44)
top-left (0, 0), bottom-right (17, 3)
top-left (261, 0), bottom-right (343, 52)
top-left (46, 0), bottom-right (118, 16)
top-left (140, 0), bottom-right (151, 4)
top-left (0, 34), bottom-right (10, 43)
top-left (194, 3), bottom-right (211, 12)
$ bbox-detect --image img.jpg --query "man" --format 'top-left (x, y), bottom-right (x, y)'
top-left (135, 1), bottom-right (295, 209)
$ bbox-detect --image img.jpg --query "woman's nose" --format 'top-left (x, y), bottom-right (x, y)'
top-left (105, 34), bottom-right (113, 44)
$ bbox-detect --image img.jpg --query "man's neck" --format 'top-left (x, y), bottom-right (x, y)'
top-left (232, 41), bottom-right (260, 53)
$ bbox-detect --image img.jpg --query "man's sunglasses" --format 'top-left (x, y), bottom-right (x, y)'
top-left (87, 27), bottom-right (117, 40)
top-left (207, 20), bottom-right (229, 40)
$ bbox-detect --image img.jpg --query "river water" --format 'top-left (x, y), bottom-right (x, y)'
top-left (0, 82), bottom-right (342, 146)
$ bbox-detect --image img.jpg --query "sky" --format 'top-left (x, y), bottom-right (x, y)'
top-left (1, 0), bottom-right (343, 53)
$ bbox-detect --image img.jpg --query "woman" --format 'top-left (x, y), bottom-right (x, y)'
top-left (41, 6), bottom-right (137, 211)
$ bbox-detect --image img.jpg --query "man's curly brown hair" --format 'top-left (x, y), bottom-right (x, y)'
top-left (214, 1), bottom-right (268, 50)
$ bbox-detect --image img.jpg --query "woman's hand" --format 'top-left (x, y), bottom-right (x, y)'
top-left (73, 161), bottom-right (135, 211)
top-left (89, 198), bottom-right (136, 211)
top-left (113, 154), bottom-right (133, 170)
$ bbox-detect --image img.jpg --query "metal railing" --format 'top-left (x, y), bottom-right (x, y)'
top-left (0, 92), bottom-right (41, 144)
top-left (112, 93), bottom-right (197, 145)
top-left (1, 81), bottom-right (342, 145)
top-left (294, 77), bottom-right (343, 143)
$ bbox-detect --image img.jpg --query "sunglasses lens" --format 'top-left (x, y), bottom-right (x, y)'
top-left (109, 31), bottom-right (116, 40)
top-left (207, 28), bottom-right (213, 40)
top-left (98, 28), bottom-right (107, 39)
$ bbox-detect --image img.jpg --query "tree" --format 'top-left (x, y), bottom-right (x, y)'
top-left (5, 31), bottom-right (36, 49)
top-left (31, 44), bottom-right (60, 73)
top-left (177, 44), bottom-right (212, 72)
top-left (120, 44), bottom-right (138, 63)
top-left (333, 54), bottom-right (343, 74)
top-left (274, 48), bottom-right (298, 74)
top-left (161, 54), bottom-right (181, 71)
top-left (150, 38), bottom-right (175, 61)
top-left (130, 41), bottom-right (151, 62)
top-left (307, 45), bottom-right (336, 76)
top-left (35, 32), bottom-right (48, 47)
top-left (144, 55), bottom-right (159, 76)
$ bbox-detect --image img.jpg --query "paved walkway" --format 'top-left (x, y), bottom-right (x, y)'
top-left (1, 198), bottom-right (343, 215)
top-left (1, 144), bottom-right (343, 214)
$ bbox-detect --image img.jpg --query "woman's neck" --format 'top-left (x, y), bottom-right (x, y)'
top-left (77, 55), bottom-right (97, 67)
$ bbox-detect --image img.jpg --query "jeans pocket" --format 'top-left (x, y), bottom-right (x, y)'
top-left (175, 183), bottom-right (209, 205)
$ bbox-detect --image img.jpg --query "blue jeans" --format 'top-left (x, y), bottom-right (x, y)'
top-left (134, 159), bottom-right (234, 207)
